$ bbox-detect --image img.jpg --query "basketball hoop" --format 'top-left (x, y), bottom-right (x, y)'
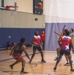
top-left (6, 6), bottom-right (18, 11)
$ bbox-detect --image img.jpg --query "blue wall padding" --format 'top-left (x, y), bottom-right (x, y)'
top-left (0, 28), bottom-right (45, 48)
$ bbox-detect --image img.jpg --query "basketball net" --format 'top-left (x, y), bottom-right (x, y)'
top-left (6, 6), bottom-right (18, 11)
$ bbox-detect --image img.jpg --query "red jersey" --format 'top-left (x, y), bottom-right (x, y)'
top-left (33, 35), bottom-right (41, 46)
top-left (41, 33), bottom-right (45, 41)
top-left (60, 36), bottom-right (72, 50)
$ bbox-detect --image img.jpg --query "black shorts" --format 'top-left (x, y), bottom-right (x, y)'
top-left (33, 46), bottom-right (42, 51)
top-left (60, 49), bottom-right (70, 55)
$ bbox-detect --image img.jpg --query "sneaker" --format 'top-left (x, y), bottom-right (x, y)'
top-left (54, 55), bottom-right (60, 61)
top-left (41, 60), bottom-right (46, 63)
top-left (64, 63), bottom-right (69, 66)
top-left (70, 69), bottom-right (74, 72)
top-left (9, 65), bottom-right (13, 69)
top-left (20, 71), bottom-right (28, 74)
top-left (53, 67), bottom-right (56, 72)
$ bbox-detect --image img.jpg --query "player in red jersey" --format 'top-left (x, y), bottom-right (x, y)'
top-left (54, 29), bottom-right (74, 72)
top-left (40, 30), bottom-right (45, 50)
top-left (29, 31), bottom-right (46, 63)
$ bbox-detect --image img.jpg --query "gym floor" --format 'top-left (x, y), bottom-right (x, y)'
top-left (0, 48), bottom-right (74, 75)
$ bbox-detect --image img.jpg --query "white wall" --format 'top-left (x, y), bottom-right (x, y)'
top-left (0, 10), bottom-right (45, 28)
top-left (17, 0), bottom-right (33, 13)
top-left (44, 0), bottom-right (74, 23)
top-left (0, 0), bottom-right (1, 7)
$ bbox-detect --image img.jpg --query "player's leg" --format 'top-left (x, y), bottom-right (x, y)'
top-left (64, 54), bottom-right (69, 66)
top-left (65, 50), bottom-right (74, 72)
top-left (53, 50), bottom-right (64, 71)
top-left (57, 47), bottom-right (61, 55)
top-left (29, 46), bottom-right (36, 63)
top-left (9, 54), bottom-right (20, 69)
top-left (54, 47), bottom-right (61, 61)
top-left (54, 55), bottom-right (62, 71)
top-left (20, 58), bottom-right (28, 73)
top-left (38, 46), bottom-right (46, 63)
top-left (42, 41), bottom-right (45, 50)
top-left (64, 45), bottom-right (73, 66)
top-left (10, 61), bottom-right (19, 69)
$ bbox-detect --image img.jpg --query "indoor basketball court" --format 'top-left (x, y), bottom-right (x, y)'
top-left (0, 0), bottom-right (74, 75)
top-left (0, 49), bottom-right (74, 75)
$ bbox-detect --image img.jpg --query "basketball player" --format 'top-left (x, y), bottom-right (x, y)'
top-left (9, 38), bottom-right (30, 74)
top-left (54, 28), bottom-right (74, 66)
top-left (54, 30), bottom-right (74, 72)
top-left (40, 30), bottom-right (45, 50)
top-left (29, 31), bottom-right (46, 63)
top-left (64, 28), bottom-right (74, 65)
top-left (54, 26), bottom-right (74, 65)
top-left (60, 27), bottom-right (74, 66)
top-left (54, 25), bottom-right (66, 60)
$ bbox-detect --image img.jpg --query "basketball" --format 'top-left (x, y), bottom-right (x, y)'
top-left (38, 2), bottom-right (43, 8)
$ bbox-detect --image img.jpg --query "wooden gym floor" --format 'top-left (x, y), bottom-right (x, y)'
top-left (0, 48), bottom-right (74, 75)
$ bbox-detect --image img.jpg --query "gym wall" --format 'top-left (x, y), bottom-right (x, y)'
top-left (0, 10), bottom-right (45, 48)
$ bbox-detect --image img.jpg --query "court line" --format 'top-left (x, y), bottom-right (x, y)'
top-left (29, 72), bottom-right (50, 75)
top-left (0, 52), bottom-right (39, 62)
top-left (1, 70), bottom-right (49, 75)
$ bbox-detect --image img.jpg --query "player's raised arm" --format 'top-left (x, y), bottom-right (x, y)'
top-left (62, 25), bottom-right (66, 34)
top-left (54, 31), bottom-right (61, 36)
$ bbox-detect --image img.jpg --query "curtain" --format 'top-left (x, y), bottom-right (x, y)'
top-left (45, 23), bottom-right (74, 50)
